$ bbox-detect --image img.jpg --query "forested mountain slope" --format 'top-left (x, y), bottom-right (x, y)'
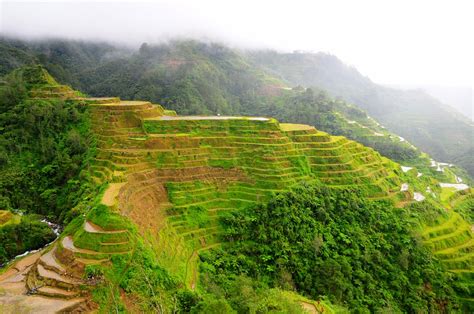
top-left (0, 66), bottom-right (91, 265)
top-left (248, 51), bottom-right (474, 177)
top-left (0, 38), bottom-right (425, 165)
top-left (0, 66), bottom-right (472, 312)
top-left (2, 38), bottom-right (472, 181)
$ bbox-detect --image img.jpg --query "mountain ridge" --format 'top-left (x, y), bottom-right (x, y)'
top-left (1, 38), bottom-right (471, 172)
top-left (248, 50), bottom-right (474, 177)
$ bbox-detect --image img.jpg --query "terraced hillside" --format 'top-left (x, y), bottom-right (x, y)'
top-left (422, 209), bottom-right (474, 310)
top-left (81, 97), bottom-right (408, 289)
top-left (2, 94), bottom-right (405, 311)
top-left (420, 185), bottom-right (474, 311)
top-left (1, 79), bottom-right (472, 312)
top-left (0, 214), bottom-right (131, 312)
top-left (21, 65), bottom-right (81, 99)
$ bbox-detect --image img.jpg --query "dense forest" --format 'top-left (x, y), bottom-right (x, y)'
top-left (198, 183), bottom-right (458, 313)
top-left (0, 215), bottom-right (56, 265)
top-left (0, 66), bottom-right (94, 262)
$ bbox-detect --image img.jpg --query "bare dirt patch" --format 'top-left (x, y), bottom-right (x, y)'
top-left (118, 167), bottom-right (249, 236)
top-left (0, 252), bottom-right (41, 282)
top-left (301, 301), bottom-right (318, 313)
top-left (101, 182), bottom-right (126, 206)
top-left (0, 251), bottom-right (88, 314)
top-left (280, 123), bottom-right (315, 131)
top-left (0, 294), bottom-right (86, 314)
top-left (84, 221), bottom-right (126, 234)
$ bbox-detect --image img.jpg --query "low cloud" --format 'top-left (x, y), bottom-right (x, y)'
top-left (1, 0), bottom-right (473, 86)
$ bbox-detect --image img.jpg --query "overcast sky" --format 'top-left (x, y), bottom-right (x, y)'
top-left (1, 0), bottom-right (473, 87)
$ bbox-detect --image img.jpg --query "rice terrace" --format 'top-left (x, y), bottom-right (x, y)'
top-left (0, 2), bottom-right (473, 311)
top-left (0, 64), bottom-right (470, 313)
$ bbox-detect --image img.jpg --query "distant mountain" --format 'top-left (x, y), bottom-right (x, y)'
top-left (0, 37), bottom-right (472, 177)
top-left (249, 51), bottom-right (474, 176)
top-left (396, 85), bottom-right (473, 121)
top-left (422, 86), bottom-right (473, 121)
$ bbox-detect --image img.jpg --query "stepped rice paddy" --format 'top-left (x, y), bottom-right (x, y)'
top-left (81, 97), bottom-right (408, 288)
top-left (1, 76), bottom-right (471, 311)
top-left (422, 209), bottom-right (474, 310)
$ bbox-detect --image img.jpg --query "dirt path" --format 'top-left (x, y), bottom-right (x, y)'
top-left (84, 221), bottom-right (126, 234)
top-left (280, 123), bottom-right (315, 131)
top-left (0, 252), bottom-right (41, 281)
top-left (39, 246), bottom-right (65, 273)
top-left (62, 236), bottom-right (100, 254)
top-left (101, 182), bottom-right (126, 206)
top-left (300, 301), bottom-right (318, 313)
top-left (147, 115), bottom-right (269, 121)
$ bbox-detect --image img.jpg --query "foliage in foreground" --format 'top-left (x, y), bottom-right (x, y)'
top-left (198, 182), bottom-right (458, 313)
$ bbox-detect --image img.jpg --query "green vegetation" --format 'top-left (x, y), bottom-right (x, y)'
top-left (0, 40), bottom-right (37, 75)
top-left (256, 88), bottom-right (419, 162)
top-left (0, 214), bottom-right (55, 265)
top-left (0, 64), bottom-right (471, 312)
top-left (62, 205), bottom-right (179, 312)
top-left (200, 182), bottom-right (458, 312)
top-left (421, 208), bottom-right (474, 312)
top-left (71, 86), bottom-right (420, 311)
top-left (452, 189), bottom-right (474, 223)
top-left (0, 38), bottom-right (432, 170)
top-left (85, 96), bottom-right (405, 297)
top-left (60, 193), bottom-right (324, 313)
top-left (0, 209), bottom-right (20, 227)
top-left (0, 65), bottom-right (96, 270)
top-left (0, 65), bottom-right (93, 220)
top-left (249, 50), bottom-right (474, 177)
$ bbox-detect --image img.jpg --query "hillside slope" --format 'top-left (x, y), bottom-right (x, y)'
top-left (0, 38), bottom-right (427, 166)
top-left (87, 96), bottom-right (408, 289)
top-left (2, 38), bottom-right (471, 181)
top-left (0, 67), bottom-right (471, 312)
top-left (249, 51), bottom-right (474, 177)
top-left (0, 67), bottom-right (408, 312)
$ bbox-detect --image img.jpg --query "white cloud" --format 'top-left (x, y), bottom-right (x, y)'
top-left (1, 0), bottom-right (473, 86)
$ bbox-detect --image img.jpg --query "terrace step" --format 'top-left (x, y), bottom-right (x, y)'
top-left (36, 264), bottom-right (81, 289)
top-left (435, 239), bottom-right (474, 259)
top-left (36, 286), bottom-right (80, 299)
top-left (75, 257), bottom-right (109, 265)
top-left (62, 236), bottom-right (132, 261)
top-left (39, 246), bottom-right (66, 274)
top-left (84, 221), bottom-right (127, 234)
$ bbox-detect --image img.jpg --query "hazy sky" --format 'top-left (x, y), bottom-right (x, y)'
top-left (1, 0), bottom-right (473, 87)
